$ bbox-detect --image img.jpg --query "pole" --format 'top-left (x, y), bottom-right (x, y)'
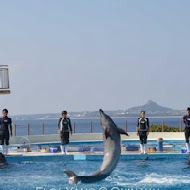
top-left (74, 122), bottom-right (76, 133)
top-left (90, 122), bottom-right (93, 133)
top-left (125, 121), bottom-right (128, 132)
top-left (180, 119), bottom-right (182, 132)
top-left (162, 120), bottom-right (164, 132)
top-left (14, 124), bottom-right (16, 136)
top-left (27, 123), bottom-right (30, 136)
top-left (42, 123), bottom-right (45, 135)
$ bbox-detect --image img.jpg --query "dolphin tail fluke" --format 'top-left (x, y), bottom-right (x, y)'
top-left (64, 170), bottom-right (77, 177)
top-left (117, 127), bottom-right (129, 136)
top-left (64, 170), bottom-right (79, 184)
top-left (64, 170), bottom-right (107, 184)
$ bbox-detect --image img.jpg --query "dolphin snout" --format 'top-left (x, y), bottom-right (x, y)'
top-left (99, 109), bottom-right (104, 115)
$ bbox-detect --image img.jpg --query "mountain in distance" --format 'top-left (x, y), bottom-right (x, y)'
top-left (81, 100), bottom-right (183, 117)
top-left (127, 100), bottom-right (175, 115)
top-left (11, 100), bottom-right (184, 120)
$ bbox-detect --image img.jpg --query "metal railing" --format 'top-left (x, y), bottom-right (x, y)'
top-left (12, 119), bottom-right (184, 136)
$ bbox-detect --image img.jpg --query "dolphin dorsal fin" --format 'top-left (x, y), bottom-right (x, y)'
top-left (117, 128), bottom-right (129, 136)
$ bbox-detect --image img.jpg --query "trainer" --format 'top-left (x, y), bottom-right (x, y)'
top-left (58, 110), bottom-right (72, 154)
top-left (0, 109), bottom-right (12, 155)
top-left (183, 107), bottom-right (190, 153)
top-left (136, 110), bottom-right (149, 154)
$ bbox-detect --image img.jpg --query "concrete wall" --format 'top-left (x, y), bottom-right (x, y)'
top-left (9, 132), bottom-right (185, 145)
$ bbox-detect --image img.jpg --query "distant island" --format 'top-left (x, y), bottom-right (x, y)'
top-left (125, 100), bottom-right (183, 117)
top-left (12, 100), bottom-right (184, 120)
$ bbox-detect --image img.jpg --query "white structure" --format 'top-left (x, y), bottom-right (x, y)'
top-left (0, 65), bottom-right (10, 94)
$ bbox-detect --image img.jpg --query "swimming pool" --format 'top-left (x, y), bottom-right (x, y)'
top-left (1, 154), bottom-right (190, 190)
top-left (3, 139), bottom-right (189, 190)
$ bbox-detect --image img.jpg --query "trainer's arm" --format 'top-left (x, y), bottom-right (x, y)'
top-left (136, 118), bottom-right (139, 136)
top-left (58, 118), bottom-right (61, 130)
top-left (10, 119), bottom-right (13, 136)
top-left (147, 118), bottom-right (150, 135)
top-left (183, 116), bottom-right (187, 125)
top-left (68, 118), bottom-right (73, 135)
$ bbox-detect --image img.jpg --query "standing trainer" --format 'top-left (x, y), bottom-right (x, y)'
top-left (183, 107), bottom-right (190, 153)
top-left (0, 109), bottom-right (12, 155)
top-left (136, 110), bottom-right (149, 154)
top-left (58, 110), bottom-right (72, 154)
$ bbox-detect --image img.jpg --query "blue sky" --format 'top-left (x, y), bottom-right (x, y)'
top-left (0, 0), bottom-right (190, 115)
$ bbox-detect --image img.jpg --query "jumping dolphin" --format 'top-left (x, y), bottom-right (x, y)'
top-left (0, 153), bottom-right (7, 168)
top-left (64, 109), bottom-right (129, 184)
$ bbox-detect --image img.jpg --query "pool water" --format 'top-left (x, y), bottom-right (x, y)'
top-left (0, 156), bottom-right (190, 190)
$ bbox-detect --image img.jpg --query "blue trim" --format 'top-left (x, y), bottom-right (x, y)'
top-left (5, 153), bottom-right (189, 163)
top-left (74, 154), bottom-right (86, 160)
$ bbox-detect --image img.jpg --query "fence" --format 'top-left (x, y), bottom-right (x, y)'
top-left (12, 119), bottom-right (184, 136)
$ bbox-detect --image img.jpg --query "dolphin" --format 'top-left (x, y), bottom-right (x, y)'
top-left (64, 109), bottom-right (129, 184)
top-left (0, 152), bottom-right (7, 168)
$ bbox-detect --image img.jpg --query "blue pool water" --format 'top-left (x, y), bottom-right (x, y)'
top-left (1, 155), bottom-right (190, 190)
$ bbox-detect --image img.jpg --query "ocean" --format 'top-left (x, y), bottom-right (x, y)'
top-left (11, 116), bottom-right (184, 136)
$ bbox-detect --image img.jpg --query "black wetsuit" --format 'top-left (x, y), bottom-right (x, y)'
top-left (137, 117), bottom-right (149, 144)
top-left (183, 115), bottom-right (190, 143)
top-left (0, 116), bottom-right (12, 145)
top-left (58, 117), bottom-right (72, 145)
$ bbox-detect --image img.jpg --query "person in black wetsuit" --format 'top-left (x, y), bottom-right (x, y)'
top-left (58, 110), bottom-right (72, 154)
top-left (183, 107), bottom-right (190, 153)
top-left (0, 109), bottom-right (12, 155)
top-left (136, 110), bottom-right (149, 154)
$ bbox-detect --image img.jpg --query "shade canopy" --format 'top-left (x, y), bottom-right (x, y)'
top-left (0, 65), bottom-right (10, 94)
